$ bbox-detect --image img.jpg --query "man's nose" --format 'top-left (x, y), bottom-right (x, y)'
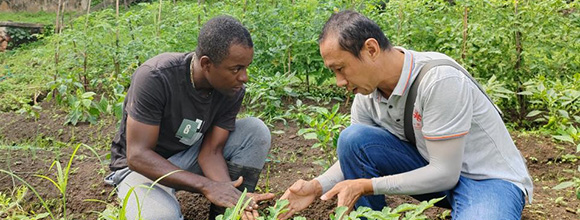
top-left (335, 74), bottom-right (347, 87)
top-left (238, 69), bottom-right (249, 83)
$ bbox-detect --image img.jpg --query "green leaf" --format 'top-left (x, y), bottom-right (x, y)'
top-left (303, 132), bottom-right (318, 140)
top-left (311, 143), bottom-right (322, 149)
top-left (558, 110), bottom-right (570, 119)
top-left (553, 135), bottom-right (574, 144)
top-left (333, 206), bottom-right (348, 220)
top-left (82, 92), bottom-right (96, 99)
top-left (526, 110), bottom-right (543, 117)
top-left (553, 181), bottom-right (575, 190)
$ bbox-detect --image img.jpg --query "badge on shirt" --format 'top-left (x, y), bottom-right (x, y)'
top-left (176, 119), bottom-right (204, 145)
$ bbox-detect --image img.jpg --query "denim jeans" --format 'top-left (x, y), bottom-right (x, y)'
top-left (111, 117), bottom-right (271, 220)
top-left (337, 124), bottom-right (525, 220)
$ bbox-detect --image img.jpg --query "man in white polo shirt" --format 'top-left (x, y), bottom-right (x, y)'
top-left (280, 10), bottom-right (532, 220)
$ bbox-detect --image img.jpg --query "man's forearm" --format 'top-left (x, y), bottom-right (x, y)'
top-left (198, 152), bottom-right (230, 182)
top-left (314, 161), bottom-right (344, 194)
top-left (128, 149), bottom-right (211, 193)
top-left (372, 137), bottom-right (465, 195)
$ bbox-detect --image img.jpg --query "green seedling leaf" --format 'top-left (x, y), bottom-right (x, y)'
top-left (553, 181), bottom-right (575, 190)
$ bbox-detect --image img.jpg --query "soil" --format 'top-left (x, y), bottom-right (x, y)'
top-left (0, 101), bottom-right (579, 219)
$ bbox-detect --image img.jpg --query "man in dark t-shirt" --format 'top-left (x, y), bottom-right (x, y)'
top-left (105, 16), bottom-right (273, 219)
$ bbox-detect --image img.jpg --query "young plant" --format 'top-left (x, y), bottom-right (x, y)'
top-left (298, 103), bottom-right (351, 168)
top-left (0, 186), bottom-right (50, 220)
top-left (553, 165), bottom-right (580, 214)
top-left (216, 189), bottom-right (252, 220)
top-left (0, 171), bottom-right (56, 220)
top-left (34, 143), bottom-right (102, 219)
top-left (331, 197), bottom-right (445, 220)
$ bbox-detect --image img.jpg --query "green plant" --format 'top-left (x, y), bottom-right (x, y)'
top-left (553, 164), bottom-right (580, 215)
top-left (6, 27), bottom-right (38, 49)
top-left (520, 74), bottom-right (580, 150)
top-left (479, 74), bottom-right (514, 106)
top-left (0, 143), bottom-right (103, 220)
top-left (5, 93), bottom-right (42, 120)
top-left (0, 171), bottom-right (57, 220)
top-left (298, 103), bottom-right (351, 168)
top-left (34, 144), bottom-right (102, 219)
top-left (215, 189), bottom-right (252, 220)
top-left (219, 196), bottom-right (443, 220)
top-left (0, 186), bottom-right (50, 220)
top-left (331, 197), bottom-right (445, 220)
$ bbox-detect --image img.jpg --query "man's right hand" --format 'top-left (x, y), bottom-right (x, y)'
top-left (203, 176), bottom-right (245, 208)
top-left (278, 179), bottom-right (322, 220)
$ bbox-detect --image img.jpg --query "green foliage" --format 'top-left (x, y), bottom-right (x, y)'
top-left (2, 0), bottom-right (578, 134)
top-left (0, 144), bottom-right (103, 220)
top-left (5, 27), bottom-right (37, 49)
top-left (0, 12), bottom-right (71, 25)
top-left (218, 197), bottom-right (443, 220)
top-left (215, 189), bottom-right (252, 220)
top-left (3, 93), bottom-right (43, 120)
top-left (553, 164), bottom-right (580, 215)
top-left (332, 197), bottom-right (444, 220)
top-left (242, 71), bottom-right (301, 125)
top-left (297, 103), bottom-right (350, 168)
top-left (0, 186), bottom-right (50, 220)
top-left (520, 74), bottom-right (580, 148)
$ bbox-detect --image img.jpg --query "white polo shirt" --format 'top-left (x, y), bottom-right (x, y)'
top-left (317, 47), bottom-right (533, 203)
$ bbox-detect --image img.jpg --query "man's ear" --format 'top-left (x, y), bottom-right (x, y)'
top-left (363, 38), bottom-right (380, 60)
top-left (199, 56), bottom-right (212, 72)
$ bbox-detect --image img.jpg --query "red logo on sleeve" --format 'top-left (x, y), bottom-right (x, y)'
top-left (413, 110), bottom-right (422, 122)
top-left (413, 109), bottom-right (422, 129)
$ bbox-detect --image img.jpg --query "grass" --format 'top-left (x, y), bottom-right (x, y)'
top-left (0, 12), bottom-right (79, 24)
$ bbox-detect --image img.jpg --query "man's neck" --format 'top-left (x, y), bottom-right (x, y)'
top-left (376, 48), bottom-right (405, 99)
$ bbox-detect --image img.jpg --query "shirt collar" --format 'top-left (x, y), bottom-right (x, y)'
top-left (391, 47), bottom-right (415, 97)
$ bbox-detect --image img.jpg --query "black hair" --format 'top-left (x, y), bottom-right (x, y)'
top-left (195, 15), bottom-right (253, 64)
top-left (318, 10), bottom-right (391, 58)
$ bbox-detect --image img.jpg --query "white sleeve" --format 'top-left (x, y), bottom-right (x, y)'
top-left (314, 161), bottom-right (344, 194)
top-left (371, 137), bottom-right (464, 195)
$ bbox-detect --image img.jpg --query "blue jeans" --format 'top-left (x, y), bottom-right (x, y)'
top-left (337, 124), bottom-right (525, 220)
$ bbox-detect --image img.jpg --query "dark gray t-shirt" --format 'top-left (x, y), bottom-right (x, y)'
top-left (109, 52), bottom-right (244, 171)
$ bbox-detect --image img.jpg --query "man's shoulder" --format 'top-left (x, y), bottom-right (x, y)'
top-left (413, 52), bottom-right (466, 80)
top-left (142, 52), bottom-right (190, 70)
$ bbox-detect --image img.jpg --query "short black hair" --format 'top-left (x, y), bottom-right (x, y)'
top-left (319, 10), bottom-right (391, 58)
top-left (195, 15), bottom-right (253, 64)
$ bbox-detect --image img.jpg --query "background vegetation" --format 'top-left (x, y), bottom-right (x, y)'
top-left (0, 0), bottom-right (579, 219)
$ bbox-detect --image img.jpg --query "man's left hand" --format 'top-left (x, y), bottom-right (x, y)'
top-left (320, 179), bottom-right (373, 211)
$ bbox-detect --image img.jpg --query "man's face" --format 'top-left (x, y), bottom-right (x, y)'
top-left (319, 35), bottom-right (375, 95)
top-left (206, 44), bottom-right (253, 97)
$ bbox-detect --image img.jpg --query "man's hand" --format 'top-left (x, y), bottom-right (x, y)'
top-left (203, 176), bottom-right (245, 208)
top-left (240, 193), bottom-right (275, 220)
top-left (278, 179), bottom-right (322, 220)
top-left (246, 192), bottom-right (276, 209)
top-left (204, 177), bottom-right (275, 219)
top-left (320, 179), bottom-right (373, 212)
